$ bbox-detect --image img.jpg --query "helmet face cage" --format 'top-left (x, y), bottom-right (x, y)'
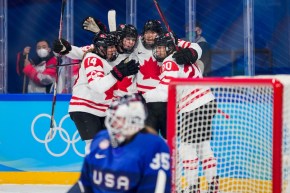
top-left (93, 32), bottom-right (118, 61)
top-left (116, 24), bottom-right (138, 54)
top-left (141, 20), bottom-right (163, 49)
top-left (153, 32), bottom-right (176, 62)
top-left (105, 94), bottom-right (147, 148)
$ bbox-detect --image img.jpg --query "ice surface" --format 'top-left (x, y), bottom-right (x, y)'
top-left (0, 184), bottom-right (71, 193)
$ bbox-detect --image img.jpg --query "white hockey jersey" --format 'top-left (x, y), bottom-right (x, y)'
top-left (66, 45), bottom-right (137, 98)
top-left (109, 53), bottom-right (138, 98)
top-left (132, 38), bottom-right (161, 93)
top-left (143, 54), bottom-right (215, 113)
top-left (68, 52), bottom-right (117, 117)
top-left (133, 37), bottom-right (202, 95)
top-left (66, 45), bottom-right (93, 60)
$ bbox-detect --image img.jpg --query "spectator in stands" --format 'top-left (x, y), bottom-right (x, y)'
top-left (194, 21), bottom-right (212, 77)
top-left (16, 40), bottom-right (57, 93)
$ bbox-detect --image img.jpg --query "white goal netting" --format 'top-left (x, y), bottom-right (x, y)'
top-left (167, 75), bottom-right (290, 193)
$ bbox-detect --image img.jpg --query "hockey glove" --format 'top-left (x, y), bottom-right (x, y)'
top-left (172, 48), bottom-right (198, 65)
top-left (111, 58), bottom-right (140, 81)
top-left (82, 17), bottom-right (107, 33)
top-left (53, 38), bottom-right (72, 55)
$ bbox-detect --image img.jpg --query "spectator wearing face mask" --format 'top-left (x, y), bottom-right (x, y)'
top-left (16, 39), bottom-right (57, 93)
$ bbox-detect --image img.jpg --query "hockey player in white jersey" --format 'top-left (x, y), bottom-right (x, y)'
top-left (134, 19), bottom-right (203, 139)
top-left (54, 31), bottom-right (139, 154)
top-left (112, 24), bottom-right (139, 97)
top-left (67, 93), bottom-right (171, 193)
top-left (53, 18), bottom-right (203, 139)
top-left (143, 32), bottom-right (219, 193)
top-left (53, 22), bottom-right (139, 98)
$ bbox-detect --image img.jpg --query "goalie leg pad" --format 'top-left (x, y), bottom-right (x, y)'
top-left (198, 141), bottom-right (218, 186)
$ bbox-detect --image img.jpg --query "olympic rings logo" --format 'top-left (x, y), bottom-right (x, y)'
top-left (31, 113), bottom-right (84, 157)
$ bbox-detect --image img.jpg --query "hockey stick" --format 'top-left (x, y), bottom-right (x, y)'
top-left (153, 0), bottom-right (179, 51)
top-left (56, 62), bottom-right (80, 67)
top-left (49, 0), bottom-right (67, 138)
top-left (153, 0), bottom-right (172, 32)
top-left (108, 9), bottom-right (117, 32)
top-left (22, 54), bottom-right (28, 93)
top-left (58, 0), bottom-right (66, 39)
top-left (46, 62), bottom-right (80, 69)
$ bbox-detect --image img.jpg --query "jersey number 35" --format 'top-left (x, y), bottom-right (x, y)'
top-left (150, 152), bottom-right (170, 170)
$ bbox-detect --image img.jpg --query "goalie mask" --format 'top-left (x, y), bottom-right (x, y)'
top-left (93, 31), bottom-right (118, 62)
top-left (141, 20), bottom-right (163, 49)
top-left (105, 94), bottom-right (147, 148)
top-left (116, 24), bottom-right (138, 54)
top-left (153, 32), bottom-right (177, 62)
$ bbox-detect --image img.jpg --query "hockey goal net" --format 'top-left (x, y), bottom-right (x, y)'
top-left (167, 75), bottom-right (290, 193)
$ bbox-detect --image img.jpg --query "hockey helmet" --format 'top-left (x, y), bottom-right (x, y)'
top-left (116, 24), bottom-right (138, 54)
top-left (93, 31), bottom-right (118, 61)
top-left (153, 31), bottom-right (177, 62)
top-left (142, 20), bottom-right (163, 35)
top-left (105, 94), bottom-right (147, 147)
top-left (141, 20), bottom-right (163, 49)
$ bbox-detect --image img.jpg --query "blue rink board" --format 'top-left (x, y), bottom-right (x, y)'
top-left (0, 94), bottom-right (275, 180)
top-left (0, 94), bottom-right (84, 172)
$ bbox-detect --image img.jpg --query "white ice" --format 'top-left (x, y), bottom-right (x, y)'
top-left (0, 184), bottom-right (240, 193)
top-left (0, 184), bottom-right (71, 193)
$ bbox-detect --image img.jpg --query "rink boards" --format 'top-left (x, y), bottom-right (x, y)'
top-left (0, 94), bottom-right (279, 192)
top-left (0, 94), bottom-right (83, 184)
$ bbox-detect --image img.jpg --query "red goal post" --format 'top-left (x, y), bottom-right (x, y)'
top-left (167, 75), bottom-right (290, 193)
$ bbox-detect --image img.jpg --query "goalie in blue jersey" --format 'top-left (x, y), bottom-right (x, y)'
top-left (67, 93), bottom-right (171, 193)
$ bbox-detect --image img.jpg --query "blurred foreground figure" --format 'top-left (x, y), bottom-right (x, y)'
top-left (67, 93), bottom-right (171, 193)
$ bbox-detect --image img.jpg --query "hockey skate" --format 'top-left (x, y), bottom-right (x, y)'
top-left (179, 185), bottom-right (200, 193)
top-left (180, 178), bottom-right (200, 193)
top-left (207, 176), bottom-right (219, 193)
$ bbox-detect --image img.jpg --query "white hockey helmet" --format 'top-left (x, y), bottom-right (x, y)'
top-left (105, 94), bottom-right (147, 147)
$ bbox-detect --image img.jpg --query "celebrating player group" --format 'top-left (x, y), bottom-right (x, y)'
top-left (52, 10), bottom-right (219, 193)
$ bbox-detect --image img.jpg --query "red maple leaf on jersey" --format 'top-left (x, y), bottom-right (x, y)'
top-left (104, 84), bottom-right (116, 100)
top-left (183, 65), bottom-right (195, 77)
top-left (139, 57), bottom-right (161, 80)
top-left (117, 77), bottom-right (132, 92)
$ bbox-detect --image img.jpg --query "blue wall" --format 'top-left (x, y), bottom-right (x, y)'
top-left (7, 0), bottom-right (290, 93)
